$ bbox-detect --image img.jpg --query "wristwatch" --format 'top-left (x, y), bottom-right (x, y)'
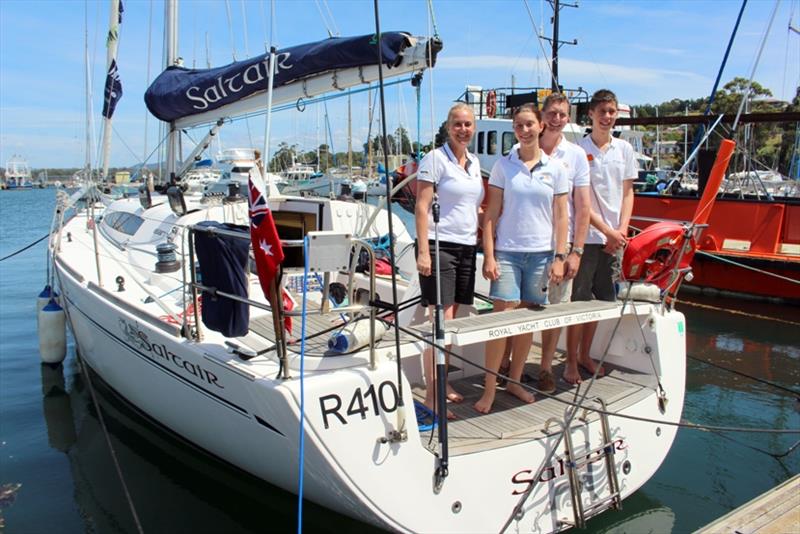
top-left (554, 253), bottom-right (567, 261)
top-left (570, 247), bottom-right (584, 257)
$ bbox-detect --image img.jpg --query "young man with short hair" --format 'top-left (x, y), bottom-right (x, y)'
top-left (566, 89), bottom-right (637, 384)
top-left (537, 93), bottom-right (591, 393)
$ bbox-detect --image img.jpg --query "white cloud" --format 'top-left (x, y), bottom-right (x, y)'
top-left (438, 55), bottom-right (709, 85)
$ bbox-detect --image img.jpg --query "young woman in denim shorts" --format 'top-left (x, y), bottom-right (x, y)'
top-left (415, 103), bottom-right (484, 418)
top-left (474, 104), bottom-right (569, 414)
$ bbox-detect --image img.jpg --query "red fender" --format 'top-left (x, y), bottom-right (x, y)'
top-left (621, 221), bottom-right (696, 289)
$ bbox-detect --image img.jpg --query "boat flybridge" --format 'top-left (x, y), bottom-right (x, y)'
top-left (50, 25), bottom-right (701, 534)
top-left (460, 85), bottom-right (649, 177)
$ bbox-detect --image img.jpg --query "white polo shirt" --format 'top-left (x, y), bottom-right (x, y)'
top-left (578, 135), bottom-right (638, 245)
top-left (488, 147), bottom-right (569, 252)
top-left (417, 142), bottom-right (484, 246)
top-left (548, 137), bottom-right (590, 243)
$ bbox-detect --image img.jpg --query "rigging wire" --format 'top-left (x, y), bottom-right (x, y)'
top-left (694, 249), bottom-right (800, 285)
top-left (732, 0), bottom-right (781, 133)
top-left (143, 0), bottom-right (154, 162)
top-left (322, 0), bottom-right (340, 37)
top-left (393, 323), bottom-right (800, 436)
top-left (521, 0), bottom-right (558, 91)
top-left (373, 0), bottom-right (409, 441)
top-left (224, 0), bottom-right (237, 61)
top-left (314, 0), bottom-right (336, 38)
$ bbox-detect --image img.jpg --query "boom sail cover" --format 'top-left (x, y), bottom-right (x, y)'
top-left (145, 32), bottom-right (418, 123)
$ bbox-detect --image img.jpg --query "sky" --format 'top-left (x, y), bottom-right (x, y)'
top-left (0, 0), bottom-right (798, 170)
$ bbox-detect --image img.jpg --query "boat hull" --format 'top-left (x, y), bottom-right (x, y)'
top-left (634, 193), bottom-right (800, 302)
top-left (56, 249), bottom-right (685, 532)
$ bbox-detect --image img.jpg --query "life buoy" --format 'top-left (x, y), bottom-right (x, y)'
top-left (486, 90), bottom-right (497, 119)
top-left (621, 222), bottom-right (696, 290)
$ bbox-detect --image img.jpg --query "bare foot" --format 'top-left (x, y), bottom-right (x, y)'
top-left (423, 396), bottom-right (456, 420)
top-left (446, 385), bottom-right (464, 403)
top-left (506, 383), bottom-right (535, 404)
top-left (562, 368), bottom-right (582, 385)
top-left (578, 358), bottom-right (605, 377)
top-left (474, 390), bottom-right (496, 414)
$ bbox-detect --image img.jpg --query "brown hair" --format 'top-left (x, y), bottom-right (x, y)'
top-left (542, 92), bottom-right (570, 111)
top-left (511, 103), bottom-right (542, 122)
top-left (512, 103), bottom-right (545, 136)
top-left (588, 89), bottom-right (618, 111)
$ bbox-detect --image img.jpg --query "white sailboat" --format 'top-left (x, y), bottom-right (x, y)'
top-left (48, 2), bottom-right (701, 532)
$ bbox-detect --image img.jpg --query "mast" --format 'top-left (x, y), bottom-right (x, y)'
top-left (100, 0), bottom-right (122, 183)
top-left (347, 92), bottom-right (353, 178)
top-left (551, 0), bottom-right (559, 92)
top-left (544, 0), bottom-right (577, 93)
top-left (367, 84), bottom-right (374, 180)
top-left (165, 0), bottom-right (179, 181)
top-left (84, 8), bottom-right (93, 179)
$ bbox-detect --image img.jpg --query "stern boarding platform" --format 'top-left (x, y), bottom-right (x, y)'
top-left (225, 289), bottom-right (665, 456)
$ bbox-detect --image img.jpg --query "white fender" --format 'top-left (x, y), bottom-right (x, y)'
top-left (38, 299), bottom-right (66, 364)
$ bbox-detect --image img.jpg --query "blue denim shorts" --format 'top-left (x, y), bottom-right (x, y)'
top-left (489, 250), bottom-right (551, 304)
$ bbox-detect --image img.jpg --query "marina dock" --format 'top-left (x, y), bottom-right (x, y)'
top-left (694, 474), bottom-right (799, 534)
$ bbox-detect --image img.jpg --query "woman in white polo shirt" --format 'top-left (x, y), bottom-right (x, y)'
top-left (415, 102), bottom-right (484, 417)
top-left (474, 104), bottom-right (569, 414)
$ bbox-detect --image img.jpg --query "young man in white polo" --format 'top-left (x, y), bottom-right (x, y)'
top-left (566, 89), bottom-right (637, 385)
top-left (538, 93), bottom-right (591, 392)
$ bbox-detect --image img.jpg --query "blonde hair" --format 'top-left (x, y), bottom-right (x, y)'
top-left (446, 102), bottom-right (475, 127)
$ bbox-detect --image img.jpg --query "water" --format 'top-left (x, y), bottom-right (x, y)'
top-left (1, 189), bottom-right (797, 533)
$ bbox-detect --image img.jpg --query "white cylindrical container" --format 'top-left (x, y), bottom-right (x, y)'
top-left (328, 320), bottom-right (388, 353)
top-left (38, 299), bottom-right (67, 364)
top-left (37, 285), bottom-right (58, 321)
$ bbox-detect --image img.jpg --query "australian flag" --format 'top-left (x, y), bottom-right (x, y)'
top-left (102, 59), bottom-right (123, 119)
top-left (248, 174), bottom-right (293, 333)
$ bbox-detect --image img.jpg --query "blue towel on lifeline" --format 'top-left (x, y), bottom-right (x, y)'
top-left (193, 221), bottom-right (250, 337)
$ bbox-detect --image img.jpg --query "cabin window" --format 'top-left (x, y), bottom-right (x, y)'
top-left (477, 132), bottom-right (485, 154)
top-left (102, 212), bottom-right (120, 229)
top-left (119, 214), bottom-right (145, 235)
top-left (230, 166), bottom-right (252, 173)
top-left (502, 132), bottom-right (515, 156)
top-left (487, 131), bottom-right (497, 155)
top-left (101, 211), bottom-right (144, 237)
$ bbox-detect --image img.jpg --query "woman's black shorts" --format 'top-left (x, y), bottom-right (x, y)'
top-left (417, 240), bottom-right (477, 307)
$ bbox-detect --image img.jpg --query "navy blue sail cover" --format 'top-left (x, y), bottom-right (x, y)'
top-left (145, 32), bottom-right (414, 122)
top-left (193, 221), bottom-right (250, 338)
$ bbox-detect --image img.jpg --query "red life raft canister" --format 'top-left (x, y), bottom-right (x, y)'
top-left (621, 221), bottom-right (696, 290)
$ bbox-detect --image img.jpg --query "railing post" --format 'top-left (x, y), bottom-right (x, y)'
top-left (187, 227), bottom-right (203, 341)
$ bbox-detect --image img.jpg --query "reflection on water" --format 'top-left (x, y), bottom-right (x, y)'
top-left (41, 364), bottom-right (76, 453)
top-left (39, 357), bottom-right (382, 534)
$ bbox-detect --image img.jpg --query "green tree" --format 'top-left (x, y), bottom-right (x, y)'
top-left (268, 142), bottom-right (298, 172)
